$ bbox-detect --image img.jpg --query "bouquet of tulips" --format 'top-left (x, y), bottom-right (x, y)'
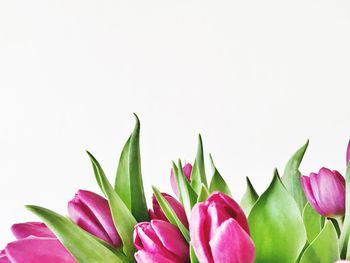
top-left (2, 115), bottom-right (350, 263)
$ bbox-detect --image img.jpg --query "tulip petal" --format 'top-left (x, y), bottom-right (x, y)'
top-left (301, 175), bottom-right (325, 216)
top-left (152, 193), bottom-right (189, 228)
top-left (0, 250), bottom-right (10, 263)
top-left (69, 190), bottom-right (121, 247)
top-left (135, 250), bottom-right (178, 263)
top-left (207, 192), bottom-right (249, 234)
top-left (68, 199), bottom-right (112, 245)
top-left (151, 220), bottom-right (189, 262)
top-left (134, 222), bottom-right (174, 260)
top-left (11, 222), bottom-right (55, 239)
top-left (209, 218), bottom-right (255, 263)
top-left (5, 237), bottom-right (75, 263)
top-left (183, 163), bottom-right (193, 181)
top-left (189, 203), bottom-right (212, 263)
top-left (312, 168), bottom-right (345, 216)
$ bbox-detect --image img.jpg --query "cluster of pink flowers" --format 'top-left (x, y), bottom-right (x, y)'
top-left (1, 116), bottom-right (350, 263)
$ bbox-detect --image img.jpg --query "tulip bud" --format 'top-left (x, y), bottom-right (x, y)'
top-left (68, 190), bottom-right (121, 247)
top-left (347, 139), bottom-right (350, 166)
top-left (301, 167), bottom-right (345, 218)
top-left (170, 163), bottom-right (192, 197)
top-left (0, 222), bottom-right (75, 263)
top-left (149, 193), bottom-right (189, 228)
top-left (133, 220), bottom-right (189, 263)
top-left (190, 192), bottom-right (255, 263)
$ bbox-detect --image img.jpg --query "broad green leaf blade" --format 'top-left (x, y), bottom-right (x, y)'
top-left (197, 184), bottom-right (209, 202)
top-left (303, 203), bottom-right (323, 243)
top-left (190, 243), bottom-right (200, 263)
top-left (208, 154), bottom-right (232, 196)
top-left (174, 160), bottom-right (198, 218)
top-left (26, 205), bottom-right (126, 263)
top-left (340, 163), bottom-right (350, 258)
top-left (128, 114), bottom-right (149, 222)
top-left (87, 152), bottom-right (137, 259)
top-left (299, 220), bottom-right (340, 263)
top-left (282, 140), bottom-right (309, 213)
top-left (114, 135), bottom-right (131, 209)
top-left (248, 169), bottom-right (306, 263)
top-left (190, 135), bottom-right (207, 193)
top-left (152, 186), bottom-right (190, 242)
top-left (240, 176), bottom-right (259, 216)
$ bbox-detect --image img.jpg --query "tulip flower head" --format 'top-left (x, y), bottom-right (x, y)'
top-left (301, 167), bottom-right (345, 218)
top-left (0, 222), bottom-right (75, 263)
top-left (133, 220), bottom-right (189, 263)
top-left (68, 190), bottom-right (122, 247)
top-left (190, 192), bottom-right (255, 263)
top-left (149, 193), bottom-right (189, 228)
top-left (170, 163), bottom-right (192, 197)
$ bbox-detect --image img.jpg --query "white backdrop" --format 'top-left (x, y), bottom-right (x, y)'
top-left (1, 0), bottom-right (350, 247)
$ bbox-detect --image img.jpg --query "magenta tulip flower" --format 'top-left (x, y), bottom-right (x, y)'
top-left (68, 189), bottom-right (122, 247)
top-left (133, 220), bottom-right (189, 263)
top-left (347, 139), bottom-right (350, 166)
top-left (0, 222), bottom-right (75, 263)
top-left (301, 167), bottom-right (345, 218)
top-left (190, 192), bottom-right (255, 263)
top-left (170, 163), bottom-right (192, 197)
top-left (149, 193), bottom-right (189, 228)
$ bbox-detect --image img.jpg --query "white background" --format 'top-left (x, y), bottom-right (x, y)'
top-left (1, 0), bottom-right (350, 247)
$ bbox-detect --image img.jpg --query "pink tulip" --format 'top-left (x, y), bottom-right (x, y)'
top-left (68, 189), bottom-right (122, 247)
top-left (347, 139), bottom-right (350, 166)
top-left (133, 220), bottom-right (189, 263)
top-left (190, 192), bottom-right (255, 263)
top-left (0, 222), bottom-right (75, 263)
top-left (170, 163), bottom-right (192, 197)
top-left (149, 193), bottom-right (189, 228)
top-left (301, 167), bottom-right (345, 218)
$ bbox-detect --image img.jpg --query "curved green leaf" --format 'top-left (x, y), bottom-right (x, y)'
top-left (340, 163), bottom-right (350, 258)
top-left (282, 140), bottom-right (309, 213)
top-left (152, 186), bottom-right (190, 242)
top-left (240, 176), bottom-right (259, 216)
top-left (190, 134), bottom-right (207, 193)
top-left (248, 169), bottom-right (306, 263)
top-left (114, 135), bottom-right (131, 209)
top-left (173, 160), bottom-right (198, 218)
top-left (190, 243), bottom-right (200, 263)
top-left (303, 203), bottom-right (323, 243)
top-left (26, 205), bottom-right (126, 263)
top-left (208, 154), bottom-right (231, 196)
top-left (299, 220), bottom-right (339, 263)
top-left (87, 152), bottom-right (137, 259)
top-left (197, 184), bottom-right (209, 202)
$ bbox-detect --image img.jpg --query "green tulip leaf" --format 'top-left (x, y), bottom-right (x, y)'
top-left (190, 134), bottom-right (207, 193)
top-left (299, 220), bottom-right (340, 263)
top-left (173, 160), bottom-right (198, 218)
top-left (248, 169), bottom-right (306, 263)
top-left (152, 186), bottom-right (190, 242)
top-left (87, 151), bottom-right (137, 259)
top-left (190, 243), bottom-right (200, 263)
top-left (197, 184), bottom-right (210, 202)
top-left (26, 205), bottom-right (127, 263)
top-left (114, 114), bottom-right (149, 222)
top-left (208, 154), bottom-right (232, 196)
top-left (114, 136), bottom-right (131, 209)
top-left (303, 202), bottom-right (323, 243)
top-left (240, 176), bottom-right (259, 216)
top-left (282, 140), bottom-right (309, 213)
top-left (340, 163), bottom-right (350, 258)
